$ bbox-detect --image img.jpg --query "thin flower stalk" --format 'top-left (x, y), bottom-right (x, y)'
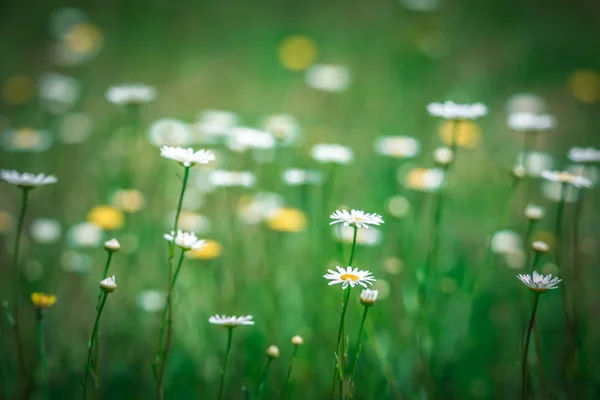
top-left (282, 344), bottom-right (300, 399)
top-left (36, 309), bottom-right (49, 400)
top-left (526, 246), bottom-right (547, 400)
top-left (254, 358), bottom-right (274, 397)
top-left (92, 251), bottom-right (115, 393)
top-left (349, 306), bottom-right (369, 398)
top-left (218, 327), bottom-right (234, 400)
top-left (522, 293), bottom-right (540, 400)
top-left (83, 292), bottom-right (109, 399)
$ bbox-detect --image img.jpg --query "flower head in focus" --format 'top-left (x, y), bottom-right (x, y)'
top-left (164, 230), bottom-right (205, 251)
top-left (310, 144), bottom-right (353, 165)
top-left (507, 112), bottom-right (555, 132)
top-left (330, 209), bottom-right (384, 229)
top-left (427, 101), bottom-right (487, 120)
top-left (1, 170), bottom-right (57, 189)
top-left (31, 292), bottom-right (57, 309)
top-left (100, 275), bottom-right (117, 293)
top-left (105, 84), bottom-right (156, 105)
top-left (359, 288), bottom-right (379, 306)
top-left (160, 146), bottom-right (215, 167)
top-left (517, 271), bottom-right (561, 293)
top-left (208, 314), bottom-right (255, 328)
top-left (324, 266), bottom-right (376, 289)
top-left (541, 170), bottom-right (592, 189)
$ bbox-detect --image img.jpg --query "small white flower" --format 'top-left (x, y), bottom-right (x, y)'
top-left (104, 238), bottom-right (121, 252)
top-left (291, 335), bottom-right (304, 346)
top-left (324, 266), bottom-right (376, 289)
top-left (208, 314), bottom-right (255, 328)
top-left (531, 241), bottom-right (549, 253)
top-left (305, 64), bottom-right (351, 92)
top-left (427, 101), bottom-right (487, 120)
top-left (100, 275), bottom-right (117, 293)
top-left (524, 205), bottom-right (544, 221)
top-left (164, 230), bottom-right (205, 251)
top-left (374, 136), bottom-right (420, 158)
top-left (263, 114), bottom-right (300, 145)
top-left (541, 170), bottom-right (592, 188)
top-left (310, 144), bottom-right (353, 165)
top-left (1, 170), bottom-right (57, 189)
top-left (433, 147), bottom-right (454, 165)
top-left (359, 289), bottom-right (379, 306)
top-left (282, 169), bottom-right (323, 186)
top-left (330, 209), bottom-right (384, 229)
top-left (507, 112), bottom-right (555, 131)
top-left (517, 271), bottom-right (561, 293)
top-left (160, 146), bottom-right (215, 167)
top-left (266, 345), bottom-right (280, 358)
top-left (227, 127), bottom-right (275, 151)
top-left (105, 84), bottom-right (156, 105)
top-left (568, 147), bottom-right (600, 164)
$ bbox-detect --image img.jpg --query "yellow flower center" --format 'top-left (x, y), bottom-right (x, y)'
top-left (340, 273), bottom-right (359, 281)
top-left (354, 216), bottom-right (363, 221)
top-left (557, 172), bottom-right (572, 183)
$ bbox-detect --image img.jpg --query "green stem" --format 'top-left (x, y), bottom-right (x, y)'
top-left (330, 287), bottom-right (352, 399)
top-left (171, 250), bottom-right (187, 291)
top-left (218, 328), bottom-right (234, 400)
top-left (37, 310), bottom-right (48, 400)
top-left (523, 220), bottom-right (535, 272)
top-left (154, 166), bottom-right (190, 384)
top-left (347, 226), bottom-right (358, 266)
top-left (522, 293), bottom-right (540, 400)
top-left (254, 357), bottom-right (273, 397)
top-left (349, 306), bottom-right (369, 397)
top-left (282, 345), bottom-right (299, 399)
top-left (12, 188), bottom-right (29, 394)
top-left (83, 292), bottom-right (108, 400)
top-left (92, 251), bottom-right (114, 393)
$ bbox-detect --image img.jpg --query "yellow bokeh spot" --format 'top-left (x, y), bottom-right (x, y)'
top-left (3, 75), bottom-right (34, 105)
top-left (568, 69), bottom-right (600, 103)
top-left (188, 239), bottom-right (222, 260)
top-left (11, 128), bottom-right (42, 150)
top-left (0, 210), bottom-right (13, 233)
top-left (439, 120), bottom-right (481, 148)
top-left (405, 168), bottom-right (429, 190)
top-left (266, 207), bottom-right (307, 232)
top-left (31, 292), bottom-right (57, 309)
top-left (64, 23), bottom-right (102, 55)
top-left (279, 35), bottom-right (317, 71)
top-left (87, 205), bottom-right (124, 230)
top-left (113, 189), bottom-right (145, 213)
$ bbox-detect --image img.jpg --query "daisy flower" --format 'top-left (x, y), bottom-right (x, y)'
top-left (507, 112), bottom-right (555, 131)
top-left (160, 146), bottom-right (215, 167)
top-left (164, 230), bottom-right (206, 251)
top-left (1, 170), bottom-right (57, 189)
top-left (105, 84), bottom-right (157, 105)
top-left (568, 147), bottom-right (600, 164)
top-left (324, 266), bottom-right (376, 289)
top-left (310, 144), bottom-right (353, 165)
top-left (541, 170), bottom-right (592, 188)
top-left (427, 101), bottom-right (487, 120)
top-left (517, 271), bottom-right (561, 293)
top-left (208, 314), bottom-right (255, 328)
top-left (330, 209), bottom-right (384, 229)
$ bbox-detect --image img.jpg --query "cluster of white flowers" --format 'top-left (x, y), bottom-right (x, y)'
top-left (227, 127), bottom-right (275, 151)
top-left (311, 144), bottom-right (353, 165)
top-left (427, 101), bottom-right (487, 120)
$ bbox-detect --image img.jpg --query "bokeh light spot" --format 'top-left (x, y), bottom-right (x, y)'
top-left (188, 239), bottom-right (222, 260)
top-left (439, 120), bottom-right (481, 148)
top-left (266, 207), bottom-right (307, 232)
top-left (87, 205), bottom-right (125, 230)
top-left (3, 75), bottom-right (34, 105)
top-left (279, 35), bottom-right (317, 71)
top-left (568, 69), bottom-right (600, 103)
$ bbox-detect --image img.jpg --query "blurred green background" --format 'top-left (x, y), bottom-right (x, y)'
top-left (1, 0), bottom-right (600, 398)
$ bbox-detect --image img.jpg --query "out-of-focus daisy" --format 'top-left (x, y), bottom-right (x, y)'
top-left (30, 219), bottom-right (61, 244)
top-left (148, 119), bottom-right (192, 147)
top-left (68, 222), bottom-right (103, 247)
top-left (263, 114), bottom-right (300, 145)
top-left (282, 169), bottom-right (323, 185)
top-left (541, 170), bottom-right (592, 188)
top-left (227, 127), bottom-right (275, 151)
top-left (524, 205), bottom-right (544, 221)
top-left (427, 101), bottom-right (487, 120)
top-left (87, 205), bottom-right (124, 230)
top-left (491, 230), bottom-right (521, 254)
top-left (105, 84), bottom-right (156, 105)
top-left (433, 147), bottom-right (453, 165)
top-left (402, 168), bottom-right (445, 191)
top-left (170, 210), bottom-right (210, 233)
top-left (58, 112), bottom-right (92, 144)
top-left (330, 209), bottom-right (384, 229)
top-left (305, 64), bottom-right (350, 92)
top-left (195, 110), bottom-right (239, 142)
top-left (237, 193), bottom-right (283, 224)
top-left (373, 136), bottom-right (420, 158)
top-left (266, 207), bottom-right (307, 232)
top-left (386, 196), bottom-right (410, 218)
top-left (112, 189), bottom-right (145, 213)
top-left (568, 147), bottom-right (600, 164)
top-left (31, 293), bottom-right (57, 309)
top-left (517, 271), bottom-right (561, 293)
top-left (1, 170), bottom-right (57, 189)
top-left (324, 266), bottom-right (376, 289)
top-left (164, 230), bottom-right (206, 251)
top-left (209, 315), bottom-right (255, 328)
top-left (439, 120), bottom-right (482, 148)
top-left (38, 72), bottom-right (80, 114)
top-left (310, 143), bottom-right (353, 164)
top-left (507, 112), bottom-right (555, 132)
top-left (333, 225), bottom-right (382, 246)
top-left (209, 170), bottom-right (256, 188)
top-left (517, 151), bottom-right (554, 177)
top-left (2, 128), bottom-right (53, 152)
top-left (187, 239), bottom-right (222, 260)
top-left (505, 93), bottom-right (546, 115)
top-left (359, 288), bottom-right (379, 306)
top-left (160, 146), bottom-right (215, 167)
top-left (136, 290), bottom-right (166, 313)
top-left (542, 181), bottom-right (580, 203)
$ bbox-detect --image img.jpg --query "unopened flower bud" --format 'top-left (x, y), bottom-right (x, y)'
top-left (104, 238), bottom-right (121, 252)
top-left (532, 241), bottom-right (549, 253)
top-left (524, 205), bottom-right (544, 221)
top-left (434, 147), bottom-right (454, 166)
top-left (291, 335), bottom-right (304, 346)
top-left (360, 289), bottom-right (379, 307)
top-left (266, 345), bottom-right (280, 359)
top-left (100, 275), bottom-right (117, 293)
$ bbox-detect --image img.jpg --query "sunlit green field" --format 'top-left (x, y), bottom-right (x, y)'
top-left (1, 1), bottom-right (600, 399)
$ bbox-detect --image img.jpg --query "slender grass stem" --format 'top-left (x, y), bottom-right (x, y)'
top-left (11, 188), bottom-right (29, 396)
top-left (83, 292), bottom-right (108, 399)
top-left (349, 306), bottom-right (369, 398)
top-left (36, 310), bottom-right (49, 400)
top-left (571, 192), bottom-right (586, 398)
top-left (282, 345), bottom-right (299, 399)
top-left (331, 288), bottom-right (352, 399)
top-left (218, 327), bottom-right (234, 400)
top-left (254, 358), bottom-right (273, 397)
top-left (92, 251), bottom-right (114, 394)
top-left (522, 293), bottom-right (540, 400)
top-left (347, 226), bottom-right (358, 266)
